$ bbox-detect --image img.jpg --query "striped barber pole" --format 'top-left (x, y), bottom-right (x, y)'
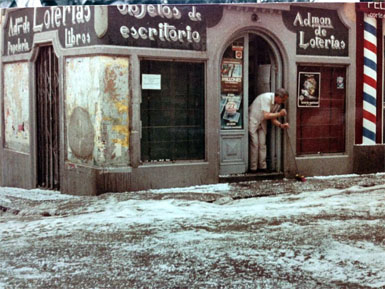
top-left (363, 14), bottom-right (377, 144)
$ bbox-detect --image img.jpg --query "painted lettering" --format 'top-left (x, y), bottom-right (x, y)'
top-left (299, 31), bottom-right (309, 49)
top-left (299, 33), bottom-right (345, 50)
top-left (294, 11), bottom-right (345, 53)
top-left (65, 27), bottom-right (91, 48)
top-left (188, 6), bottom-right (201, 21)
top-left (130, 26), bottom-right (139, 39)
top-left (373, 2), bottom-right (385, 10)
top-left (148, 27), bottom-right (158, 40)
top-left (293, 12), bottom-right (304, 27)
top-left (117, 4), bottom-right (182, 20)
top-left (33, 7), bottom-right (43, 32)
top-left (7, 38), bottom-right (30, 55)
top-left (34, 6), bottom-right (91, 32)
top-left (138, 27), bottom-right (148, 39)
top-left (120, 25), bottom-right (129, 39)
top-left (119, 23), bottom-right (200, 43)
top-left (8, 16), bottom-right (30, 37)
top-left (293, 12), bottom-right (333, 29)
top-left (314, 26), bottom-right (327, 37)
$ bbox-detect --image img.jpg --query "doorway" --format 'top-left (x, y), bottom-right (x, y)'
top-left (35, 46), bottom-right (60, 190)
top-left (219, 32), bottom-right (283, 175)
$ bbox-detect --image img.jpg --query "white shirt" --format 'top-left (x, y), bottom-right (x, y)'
top-left (248, 92), bottom-right (280, 133)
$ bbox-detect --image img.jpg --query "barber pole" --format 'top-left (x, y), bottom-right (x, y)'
top-left (362, 14), bottom-right (377, 144)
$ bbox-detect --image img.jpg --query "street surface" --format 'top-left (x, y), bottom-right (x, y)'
top-left (1, 174), bottom-right (385, 288)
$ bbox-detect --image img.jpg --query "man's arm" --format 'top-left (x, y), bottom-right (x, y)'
top-left (264, 109), bottom-right (289, 129)
top-left (271, 118), bottom-right (290, 129)
top-left (263, 108), bottom-right (287, 120)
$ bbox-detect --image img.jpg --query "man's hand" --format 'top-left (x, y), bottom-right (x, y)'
top-left (279, 109), bottom-right (287, 117)
top-left (281, 122), bottom-right (289, 129)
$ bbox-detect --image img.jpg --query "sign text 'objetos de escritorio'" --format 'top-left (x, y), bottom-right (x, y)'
top-left (117, 5), bottom-right (202, 44)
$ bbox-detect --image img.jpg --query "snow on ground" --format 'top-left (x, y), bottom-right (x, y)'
top-left (1, 174), bottom-right (385, 288)
top-left (146, 183), bottom-right (232, 194)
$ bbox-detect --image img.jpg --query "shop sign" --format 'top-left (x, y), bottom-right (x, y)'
top-left (357, 2), bottom-right (385, 19)
top-left (107, 5), bottom-right (209, 51)
top-left (297, 72), bottom-right (321, 108)
top-left (3, 5), bottom-right (221, 56)
top-left (3, 6), bottom-right (94, 56)
top-left (283, 7), bottom-right (348, 57)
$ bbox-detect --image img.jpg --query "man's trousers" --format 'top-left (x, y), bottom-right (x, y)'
top-left (249, 125), bottom-right (267, 171)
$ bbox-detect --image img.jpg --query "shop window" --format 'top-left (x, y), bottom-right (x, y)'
top-left (141, 60), bottom-right (205, 162)
top-left (296, 66), bottom-right (346, 154)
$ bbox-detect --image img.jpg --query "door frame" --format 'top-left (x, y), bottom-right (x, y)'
top-left (219, 30), bottom-right (284, 175)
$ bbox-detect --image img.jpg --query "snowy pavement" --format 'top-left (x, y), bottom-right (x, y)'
top-left (1, 174), bottom-right (385, 288)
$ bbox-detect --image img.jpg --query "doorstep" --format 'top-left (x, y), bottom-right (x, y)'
top-left (219, 172), bottom-right (284, 183)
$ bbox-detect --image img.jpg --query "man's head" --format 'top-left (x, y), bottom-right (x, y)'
top-left (274, 88), bottom-right (289, 104)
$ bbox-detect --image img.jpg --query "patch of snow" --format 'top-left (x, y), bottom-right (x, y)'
top-left (0, 187), bottom-right (78, 201)
top-left (12, 267), bottom-right (50, 280)
top-left (310, 172), bottom-right (385, 180)
top-left (309, 174), bottom-right (360, 180)
top-left (143, 183), bottom-right (231, 194)
top-left (1, 177), bottom-right (385, 287)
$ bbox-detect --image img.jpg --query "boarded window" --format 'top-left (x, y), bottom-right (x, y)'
top-left (141, 60), bottom-right (205, 162)
top-left (297, 66), bottom-right (346, 154)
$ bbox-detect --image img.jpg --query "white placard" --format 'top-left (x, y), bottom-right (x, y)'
top-left (142, 74), bottom-right (161, 90)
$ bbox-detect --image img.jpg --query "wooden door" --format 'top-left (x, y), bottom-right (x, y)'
top-left (36, 46), bottom-right (60, 189)
top-left (297, 66), bottom-right (346, 154)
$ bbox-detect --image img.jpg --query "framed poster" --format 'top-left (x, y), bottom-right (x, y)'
top-left (297, 72), bottom-right (321, 107)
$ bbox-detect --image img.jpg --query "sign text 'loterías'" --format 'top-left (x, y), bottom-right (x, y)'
top-left (283, 6), bottom-right (349, 57)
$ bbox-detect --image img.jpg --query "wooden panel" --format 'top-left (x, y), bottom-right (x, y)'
top-left (297, 66), bottom-right (346, 155)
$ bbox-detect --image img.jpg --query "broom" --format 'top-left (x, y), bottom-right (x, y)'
top-left (285, 130), bottom-right (306, 182)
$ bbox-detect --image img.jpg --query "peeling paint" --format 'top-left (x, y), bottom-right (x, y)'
top-left (112, 124), bottom-right (129, 148)
top-left (114, 100), bottom-right (128, 114)
top-left (3, 62), bottom-right (30, 153)
top-left (65, 56), bottom-right (130, 166)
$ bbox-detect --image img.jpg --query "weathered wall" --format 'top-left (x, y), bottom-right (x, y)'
top-left (65, 56), bottom-right (130, 167)
top-left (353, 145), bottom-right (385, 174)
top-left (3, 62), bottom-right (30, 153)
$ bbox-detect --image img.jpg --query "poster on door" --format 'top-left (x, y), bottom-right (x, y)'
top-left (221, 58), bottom-right (243, 129)
top-left (297, 72), bottom-right (321, 107)
top-left (221, 59), bottom-right (243, 94)
top-left (220, 94), bottom-right (242, 129)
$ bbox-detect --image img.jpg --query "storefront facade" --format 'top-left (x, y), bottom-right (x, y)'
top-left (0, 3), bottom-right (356, 195)
top-left (354, 2), bottom-right (385, 173)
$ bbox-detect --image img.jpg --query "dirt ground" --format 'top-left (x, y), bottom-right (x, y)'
top-left (1, 174), bottom-right (385, 288)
